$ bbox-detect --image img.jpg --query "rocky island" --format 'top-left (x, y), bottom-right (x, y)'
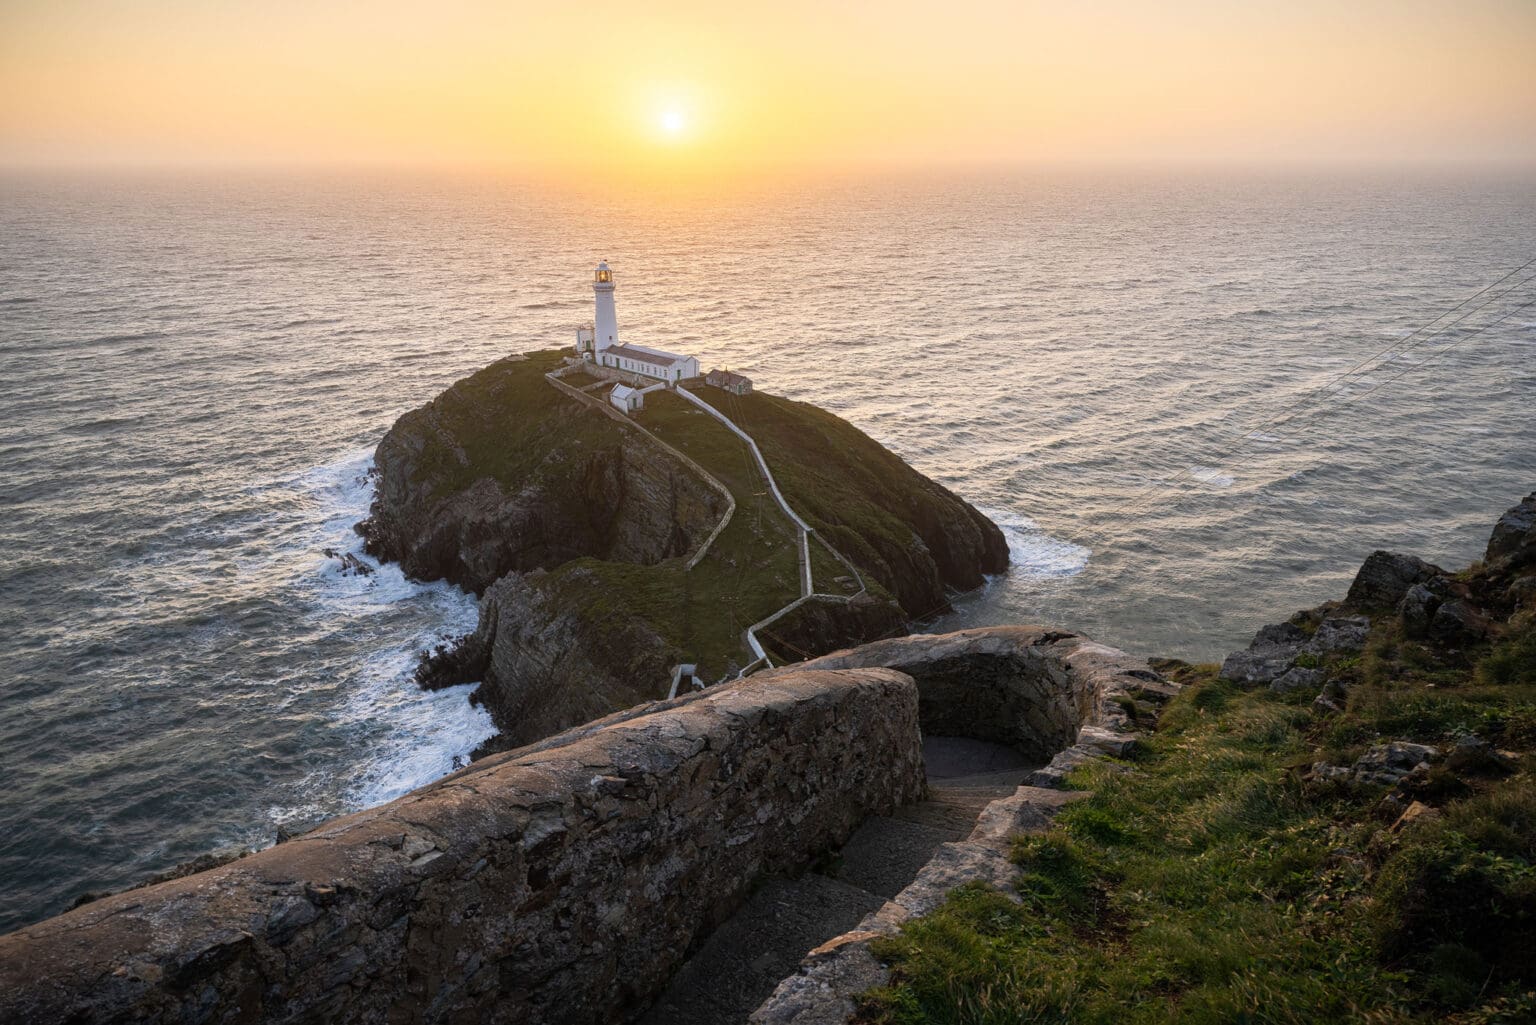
top-left (360, 348), bottom-right (1009, 749)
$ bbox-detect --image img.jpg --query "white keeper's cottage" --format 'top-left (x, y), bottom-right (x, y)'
top-left (574, 262), bottom-right (700, 384)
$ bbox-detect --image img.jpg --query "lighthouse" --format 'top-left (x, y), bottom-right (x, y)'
top-left (571, 259), bottom-right (701, 387)
top-left (593, 261), bottom-right (618, 351)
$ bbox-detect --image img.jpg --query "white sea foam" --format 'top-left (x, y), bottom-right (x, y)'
top-left (295, 448), bottom-right (497, 812)
top-left (979, 506), bottom-right (1091, 579)
top-left (1190, 465), bottom-right (1236, 488)
top-left (337, 647), bottom-right (494, 810)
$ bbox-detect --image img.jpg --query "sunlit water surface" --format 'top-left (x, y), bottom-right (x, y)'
top-left (1, 169), bottom-right (1532, 931)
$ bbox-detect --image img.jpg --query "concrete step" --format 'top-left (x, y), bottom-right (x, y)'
top-left (638, 738), bottom-right (1041, 1024)
top-left (828, 814), bottom-right (957, 899)
top-left (894, 783), bottom-right (1013, 837)
top-left (635, 874), bottom-right (884, 1025)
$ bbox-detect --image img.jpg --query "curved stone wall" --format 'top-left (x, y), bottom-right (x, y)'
top-left (759, 626), bottom-right (1156, 760)
top-left (749, 627), bottom-right (1175, 1025)
top-left (0, 668), bottom-right (924, 1025)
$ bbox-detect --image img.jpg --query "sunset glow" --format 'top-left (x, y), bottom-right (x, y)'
top-left (657, 109), bottom-right (689, 141)
top-left (1, 1), bottom-right (1533, 173)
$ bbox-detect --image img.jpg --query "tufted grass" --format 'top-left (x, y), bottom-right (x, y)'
top-left (858, 648), bottom-right (1536, 1025)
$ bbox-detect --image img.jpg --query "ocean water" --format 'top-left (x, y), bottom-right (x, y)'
top-left (1, 167), bottom-right (1533, 932)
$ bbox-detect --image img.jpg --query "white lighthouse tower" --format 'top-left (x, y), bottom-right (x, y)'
top-left (572, 259), bottom-right (701, 387)
top-left (593, 261), bottom-right (619, 351)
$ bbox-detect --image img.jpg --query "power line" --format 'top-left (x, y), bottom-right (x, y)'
top-left (1110, 262), bottom-right (1536, 523)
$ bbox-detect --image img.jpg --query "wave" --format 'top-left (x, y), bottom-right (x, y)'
top-left (979, 506), bottom-right (1091, 579)
top-left (292, 449), bottom-right (495, 809)
top-left (1189, 465), bottom-right (1236, 488)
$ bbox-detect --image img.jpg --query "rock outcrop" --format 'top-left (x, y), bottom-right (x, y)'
top-left (453, 569), bottom-right (687, 751)
top-left (361, 354), bottom-right (727, 594)
top-left (1486, 491), bottom-right (1536, 566)
top-left (1220, 491), bottom-right (1536, 710)
top-left (1344, 550), bottom-right (1444, 610)
top-left (364, 351), bottom-right (1012, 750)
top-left (0, 667), bottom-right (925, 1025)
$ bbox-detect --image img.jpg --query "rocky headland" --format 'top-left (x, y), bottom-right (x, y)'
top-left (359, 350), bottom-right (1008, 750)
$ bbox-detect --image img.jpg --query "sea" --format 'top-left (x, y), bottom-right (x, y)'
top-left (1, 167), bottom-right (1533, 932)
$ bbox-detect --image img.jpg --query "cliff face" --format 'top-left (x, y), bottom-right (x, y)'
top-left (367, 350), bottom-right (1012, 749)
top-left (457, 568), bottom-right (686, 751)
top-left (361, 351), bottom-right (727, 594)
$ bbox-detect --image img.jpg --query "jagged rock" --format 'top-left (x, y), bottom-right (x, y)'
top-left (1271, 666), bottom-right (1326, 693)
top-left (1220, 621), bottom-right (1307, 684)
top-left (1444, 735), bottom-right (1519, 776)
top-left (1429, 599), bottom-right (1489, 647)
top-left (1345, 551), bottom-right (1443, 610)
top-left (1399, 582), bottom-right (1442, 637)
top-left (1390, 800), bottom-right (1440, 834)
top-left (1304, 615), bottom-right (1370, 656)
top-left (1352, 742), bottom-right (1440, 786)
top-left (1486, 491), bottom-right (1536, 566)
top-left (322, 548), bottom-right (375, 577)
top-left (1313, 687), bottom-right (1344, 714)
top-left (1310, 742), bottom-right (1439, 787)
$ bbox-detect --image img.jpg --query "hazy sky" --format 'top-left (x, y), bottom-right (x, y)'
top-left (2, 0), bottom-right (1534, 172)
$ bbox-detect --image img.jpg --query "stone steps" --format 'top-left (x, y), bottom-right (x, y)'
top-left (633, 874), bottom-right (885, 1025)
top-left (636, 739), bottom-right (1036, 1025)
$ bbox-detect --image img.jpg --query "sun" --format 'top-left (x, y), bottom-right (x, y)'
top-left (657, 107), bottom-right (689, 141)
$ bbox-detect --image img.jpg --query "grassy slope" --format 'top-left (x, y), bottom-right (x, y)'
top-left (526, 389), bottom-right (807, 680)
top-left (860, 613), bottom-right (1536, 1024)
top-left (412, 349), bottom-right (621, 504)
top-left (403, 357), bottom-right (915, 681)
top-left (692, 387), bottom-right (988, 617)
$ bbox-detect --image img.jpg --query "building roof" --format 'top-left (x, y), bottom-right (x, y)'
top-left (604, 343), bottom-right (691, 369)
top-left (610, 384), bottom-right (640, 400)
top-left (707, 369), bottom-right (752, 385)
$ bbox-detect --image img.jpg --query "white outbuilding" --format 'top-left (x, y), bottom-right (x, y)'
top-left (609, 383), bottom-right (644, 415)
top-left (574, 262), bottom-right (700, 384)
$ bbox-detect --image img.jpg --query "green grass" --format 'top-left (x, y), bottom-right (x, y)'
top-left (403, 349), bottom-right (624, 504)
top-left (691, 386), bottom-right (1000, 615)
top-left (401, 361), bottom-right (928, 684)
top-left (523, 389), bottom-right (818, 683)
top-left (859, 635), bottom-right (1536, 1025)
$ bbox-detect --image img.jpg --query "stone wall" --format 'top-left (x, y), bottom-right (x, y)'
top-left (0, 668), bottom-right (925, 1025)
top-left (749, 627), bottom-right (1177, 1025)
top-left (760, 626), bottom-right (1157, 761)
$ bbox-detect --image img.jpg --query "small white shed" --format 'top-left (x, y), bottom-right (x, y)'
top-left (609, 383), bottom-right (643, 415)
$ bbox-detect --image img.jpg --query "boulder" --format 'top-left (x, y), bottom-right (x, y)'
top-left (1345, 551), bottom-right (1443, 610)
top-left (1303, 616), bottom-right (1370, 656)
top-left (1429, 600), bottom-right (1489, 647)
top-left (1271, 666), bottom-right (1325, 694)
top-left (1444, 735), bottom-right (1518, 776)
top-left (1351, 742), bottom-right (1440, 786)
top-left (1398, 582), bottom-right (1442, 637)
top-left (1486, 491), bottom-right (1536, 566)
top-left (322, 548), bottom-right (375, 577)
top-left (1219, 621), bottom-right (1306, 684)
top-left (1389, 800), bottom-right (1440, 834)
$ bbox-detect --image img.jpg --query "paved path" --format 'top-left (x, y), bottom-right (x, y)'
top-left (675, 387), bottom-right (871, 676)
top-left (636, 737), bottom-right (1036, 1025)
